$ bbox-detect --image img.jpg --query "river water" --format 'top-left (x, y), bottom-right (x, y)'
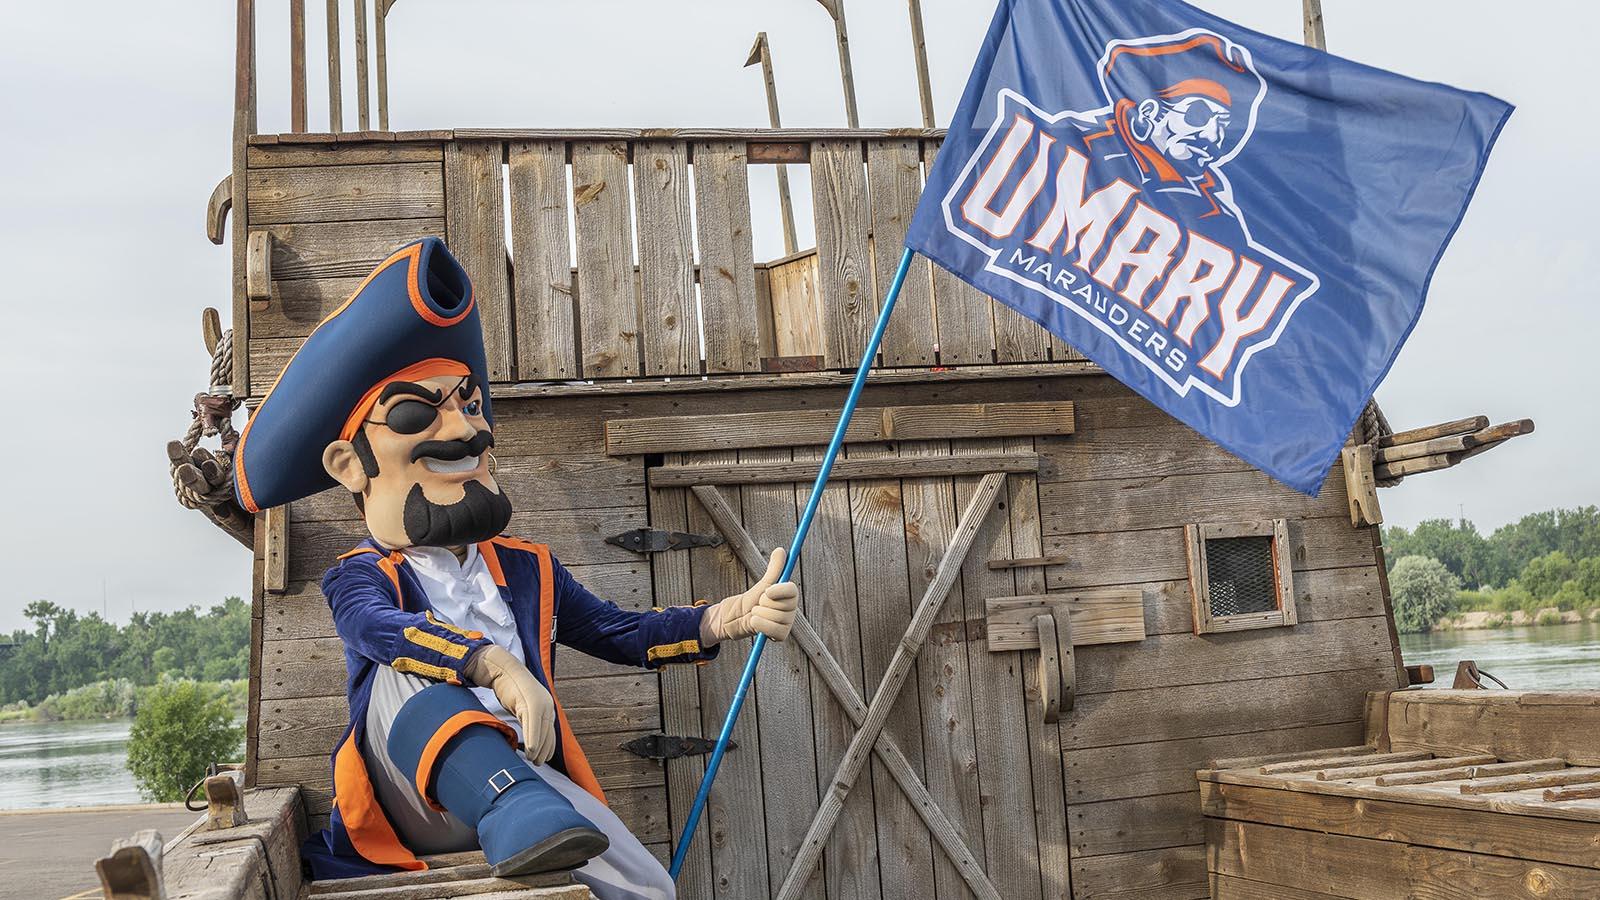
top-left (0, 719), bottom-right (143, 809)
top-left (1399, 621), bottom-right (1600, 691)
top-left (1, 625), bottom-right (1596, 810)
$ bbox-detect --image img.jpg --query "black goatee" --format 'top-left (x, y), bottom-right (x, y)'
top-left (402, 480), bottom-right (513, 548)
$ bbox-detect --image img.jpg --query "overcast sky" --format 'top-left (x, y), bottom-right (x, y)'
top-left (0, 0), bottom-right (1592, 629)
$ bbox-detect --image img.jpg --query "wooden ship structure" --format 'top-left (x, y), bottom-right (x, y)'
top-left (114, 2), bottom-right (1588, 899)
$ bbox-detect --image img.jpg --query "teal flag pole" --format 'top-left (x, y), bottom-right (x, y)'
top-left (668, 247), bottom-right (917, 879)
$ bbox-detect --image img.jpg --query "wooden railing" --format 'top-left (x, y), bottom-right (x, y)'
top-left (238, 132), bottom-right (1087, 397)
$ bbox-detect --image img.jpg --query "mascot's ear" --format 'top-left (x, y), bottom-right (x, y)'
top-left (323, 440), bottom-right (371, 494)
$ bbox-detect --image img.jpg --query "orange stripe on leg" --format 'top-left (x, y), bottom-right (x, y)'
top-left (414, 710), bottom-right (518, 813)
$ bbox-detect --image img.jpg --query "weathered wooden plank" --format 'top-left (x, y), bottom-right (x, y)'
top-left (1070, 845), bottom-right (1207, 900)
top-left (1066, 667), bottom-right (1399, 751)
top-left (247, 143), bottom-right (443, 167)
top-left (648, 452), bottom-right (1039, 487)
top-left (984, 590), bottom-right (1147, 650)
top-left (925, 141), bottom-right (997, 366)
top-left (605, 400), bottom-right (1074, 456)
top-left (737, 449), bottom-right (824, 899)
top-left (997, 435), bottom-right (1072, 900)
top-left (1208, 744), bottom-right (1378, 774)
top-left (1071, 617), bottom-right (1392, 698)
top-left (1200, 780), bottom-right (1600, 870)
top-left (810, 140), bottom-right (875, 369)
top-left (1046, 517), bottom-right (1377, 591)
top-left (1209, 874), bottom-right (1348, 900)
top-left (683, 458), bottom-right (770, 900)
top-left (842, 442), bottom-right (936, 898)
top-left (648, 452), bottom-right (713, 900)
top-left (1068, 722), bottom-right (1365, 805)
top-left (1041, 466), bottom-right (1347, 536)
top-left (507, 140), bottom-right (578, 380)
top-left (765, 251), bottom-right (823, 358)
top-left (896, 445), bottom-right (990, 898)
top-left (263, 217), bottom-right (445, 282)
top-left (247, 162), bottom-right (443, 224)
top-left (444, 141), bottom-right (513, 381)
top-left (1208, 818), bottom-right (1600, 898)
top-left (632, 141), bottom-right (699, 377)
top-left (250, 275), bottom-right (363, 340)
top-left (867, 139), bottom-right (936, 367)
top-left (1385, 690), bottom-right (1600, 763)
top-left (1072, 791), bottom-right (1201, 859)
top-left (692, 141), bottom-right (762, 373)
top-left (572, 141), bottom-right (641, 378)
top-left (790, 446), bottom-right (884, 900)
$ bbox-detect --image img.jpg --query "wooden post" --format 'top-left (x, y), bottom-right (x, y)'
top-left (289, 0), bottom-right (307, 132)
top-left (1303, 0), bottom-right (1327, 50)
top-left (907, 0), bottom-right (935, 128)
top-left (353, 0), bottom-right (370, 130)
top-left (744, 32), bottom-right (798, 255)
top-left (376, 0), bottom-right (394, 129)
top-left (816, 0), bottom-right (860, 128)
top-left (231, 0), bottom-right (255, 395)
top-left (326, 0), bottom-right (342, 132)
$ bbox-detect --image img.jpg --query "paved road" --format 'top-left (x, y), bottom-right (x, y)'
top-left (0, 804), bottom-right (201, 899)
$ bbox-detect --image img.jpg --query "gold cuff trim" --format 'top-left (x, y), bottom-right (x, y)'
top-left (425, 611), bottom-right (484, 641)
top-left (646, 639), bottom-right (703, 664)
top-left (392, 657), bottom-right (461, 684)
top-left (402, 627), bottom-right (470, 659)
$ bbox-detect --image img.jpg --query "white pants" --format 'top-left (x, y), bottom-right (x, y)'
top-left (363, 666), bottom-right (676, 900)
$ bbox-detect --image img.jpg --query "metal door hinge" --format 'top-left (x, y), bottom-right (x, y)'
top-left (605, 528), bottom-right (723, 554)
top-left (621, 734), bottom-right (733, 760)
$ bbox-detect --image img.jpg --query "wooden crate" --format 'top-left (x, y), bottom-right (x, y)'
top-left (1201, 690), bottom-right (1600, 899)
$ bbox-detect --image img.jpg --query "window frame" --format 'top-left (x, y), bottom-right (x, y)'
top-left (1184, 519), bottom-right (1298, 635)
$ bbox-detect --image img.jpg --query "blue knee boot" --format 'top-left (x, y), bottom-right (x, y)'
top-left (387, 684), bottom-right (609, 876)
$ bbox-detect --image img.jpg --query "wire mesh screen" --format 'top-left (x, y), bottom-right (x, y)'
top-left (1205, 536), bottom-right (1278, 617)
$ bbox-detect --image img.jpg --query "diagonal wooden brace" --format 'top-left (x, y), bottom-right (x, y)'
top-left (689, 483), bottom-right (1003, 900)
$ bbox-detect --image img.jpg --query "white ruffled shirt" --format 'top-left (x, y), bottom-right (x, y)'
top-left (400, 544), bottom-right (525, 732)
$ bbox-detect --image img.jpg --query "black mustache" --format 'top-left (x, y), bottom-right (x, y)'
top-left (410, 430), bottom-right (494, 463)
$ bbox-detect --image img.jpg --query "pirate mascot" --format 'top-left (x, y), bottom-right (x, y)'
top-left (233, 238), bottom-right (799, 898)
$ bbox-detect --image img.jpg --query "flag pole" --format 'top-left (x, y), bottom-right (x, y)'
top-left (669, 246), bottom-right (918, 879)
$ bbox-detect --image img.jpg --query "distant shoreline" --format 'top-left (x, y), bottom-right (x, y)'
top-left (1432, 608), bottom-right (1600, 632)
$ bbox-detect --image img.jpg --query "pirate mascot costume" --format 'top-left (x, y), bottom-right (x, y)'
top-left (233, 238), bottom-right (799, 898)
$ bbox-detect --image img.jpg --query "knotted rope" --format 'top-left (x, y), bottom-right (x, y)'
top-left (169, 330), bottom-right (242, 511)
top-left (1355, 398), bottom-right (1403, 487)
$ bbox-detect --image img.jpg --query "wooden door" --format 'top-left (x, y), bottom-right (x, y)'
top-left (649, 439), bottom-right (1071, 900)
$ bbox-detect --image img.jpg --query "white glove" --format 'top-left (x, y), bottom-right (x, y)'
top-left (463, 644), bottom-right (557, 764)
top-left (699, 548), bottom-right (800, 644)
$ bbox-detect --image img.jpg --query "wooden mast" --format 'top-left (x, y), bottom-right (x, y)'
top-left (745, 32), bottom-right (799, 255)
top-left (325, 0), bottom-right (342, 132)
top-left (815, 0), bottom-right (860, 128)
top-left (908, 0), bottom-right (935, 128)
top-left (1303, 0), bottom-right (1327, 50)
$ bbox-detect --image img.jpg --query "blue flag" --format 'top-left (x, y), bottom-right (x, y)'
top-left (907, 0), bottom-right (1511, 494)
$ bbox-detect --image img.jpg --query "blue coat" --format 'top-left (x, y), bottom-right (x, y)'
top-left (302, 535), bottom-right (716, 879)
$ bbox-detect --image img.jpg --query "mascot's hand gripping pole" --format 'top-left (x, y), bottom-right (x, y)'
top-left (669, 247), bottom-right (917, 879)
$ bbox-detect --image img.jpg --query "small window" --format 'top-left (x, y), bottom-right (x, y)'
top-left (1185, 520), bottom-right (1297, 634)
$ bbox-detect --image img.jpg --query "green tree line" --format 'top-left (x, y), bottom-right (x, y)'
top-left (1384, 506), bottom-right (1600, 630)
top-left (0, 597), bottom-right (249, 707)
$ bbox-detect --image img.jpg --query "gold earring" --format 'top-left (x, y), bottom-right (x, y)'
top-left (487, 451), bottom-right (498, 475)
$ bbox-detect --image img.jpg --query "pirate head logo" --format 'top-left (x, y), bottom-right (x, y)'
top-left (941, 29), bottom-right (1318, 406)
top-left (1104, 33), bottom-right (1263, 186)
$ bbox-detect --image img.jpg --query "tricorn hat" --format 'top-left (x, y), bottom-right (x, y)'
top-left (1101, 33), bottom-right (1263, 125)
top-left (232, 237), bottom-right (491, 513)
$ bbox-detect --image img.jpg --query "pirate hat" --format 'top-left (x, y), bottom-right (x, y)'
top-left (1102, 33), bottom-right (1263, 124)
top-left (232, 237), bottom-right (492, 513)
